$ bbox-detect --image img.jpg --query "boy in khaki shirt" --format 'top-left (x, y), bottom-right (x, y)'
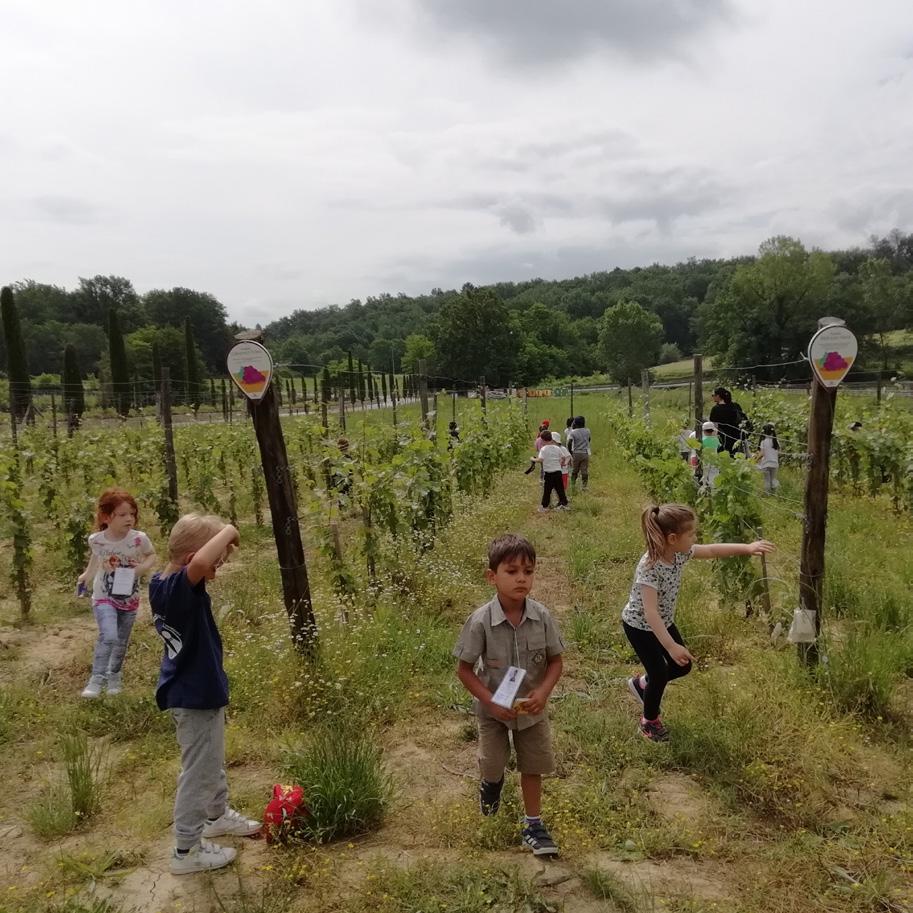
top-left (453, 534), bottom-right (565, 856)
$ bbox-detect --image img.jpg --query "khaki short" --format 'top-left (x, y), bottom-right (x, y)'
top-left (477, 716), bottom-right (555, 781)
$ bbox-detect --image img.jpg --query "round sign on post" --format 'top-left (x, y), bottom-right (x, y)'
top-left (808, 324), bottom-right (857, 388)
top-left (227, 341), bottom-right (273, 401)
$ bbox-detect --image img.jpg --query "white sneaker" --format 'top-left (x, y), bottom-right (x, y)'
top-left (202, 807), bottom-right (262, 838)
top-left (537, 506), bottom-right (550, 513)
top-left (106, 672), bottom-right (123, 695)
top-left (170, 839), bottom-right (237, 875)
top-left (80, 675), bottom-right (106, 699)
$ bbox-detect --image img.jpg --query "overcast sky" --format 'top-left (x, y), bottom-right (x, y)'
top-left (2, 0), bottom-right (912, 326)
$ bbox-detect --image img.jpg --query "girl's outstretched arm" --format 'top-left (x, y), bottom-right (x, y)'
top-left (692, 540), bottom-right (775, 559)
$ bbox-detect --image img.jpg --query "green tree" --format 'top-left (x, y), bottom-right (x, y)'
top-left (401, 333), bottom-right (436, 373)
top-left (184, 316), bottom-right (202, 411)
top-left (62, 344), bottom-right (85, 430)
top-left (598, 300), bottom-right (664, 385)
top-left (107, 307), bottom-right (131, 417)
top-left (143, 287), bottom-right (232, 372)
top-left (151, 341), bottom-right (162, 389)
top-left (1, 286), bottom-right (32, 419)
top-left (860, 258), bottom-right (907, 367)
top-left (431, 284), bottom-right (519, 387)
top-left (698, 237), bottom-right (835, 378)
top-left (75, 276), bottom-right (145, 330)
top-left (10, 280), bottom-right (72, 324)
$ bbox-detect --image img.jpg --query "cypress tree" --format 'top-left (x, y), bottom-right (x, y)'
top-left (367, 370), bottom-right (376, 405)
top-left (357, 360), bottom-right (366, 404)
top-left (313, 373), bottom-right (319, 405)
top-left (184, 317), bottom-right (201, 412)
top-left (347, 351), bottom-right (356, 404)
top-left (209, 377), bottom-right (217, 408)
top-left (1, 286), bottom-right (32, 421)
top-left (108, 306), bottom-right (131, 417)
top-left (62, 344), bottom-right (85, 432)
top-left (381, 372), bottom-right (388, 404)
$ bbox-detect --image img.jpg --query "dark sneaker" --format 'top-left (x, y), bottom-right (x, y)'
top-left (626, 676), bottom-right (645, 706)
top-left (639, 718), bottom-right (670, 743)
top-left (479, 778), bottom-right (504, 816)
top-left (522, 822), bottom-right (559, 856)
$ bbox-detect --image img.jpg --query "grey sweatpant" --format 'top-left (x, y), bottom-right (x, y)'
top-left (171, 707), bottom-right (229, 850)
top-left (91, 602), bottom-right (137, 676)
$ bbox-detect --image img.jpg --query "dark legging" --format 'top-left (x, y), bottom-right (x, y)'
top-left (623, 621), bottom-right (692, 720)
top-left (542, 470), bottom-right (568, 508)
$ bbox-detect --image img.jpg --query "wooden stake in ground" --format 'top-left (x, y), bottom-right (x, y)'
top-left (641, 368), bottom-right (650, 426)
top-left (418, 359), bottom-right (430, 430)
top-left (796, 319), bottom-right (857, 666)
top-left (693, 354), bottom-right (703, 437)
top-left (227, 340), bottom-right (317, 656)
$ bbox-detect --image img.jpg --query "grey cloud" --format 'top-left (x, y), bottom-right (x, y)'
top-left (31, 195), bottom-right (101, 224)
top-left (434, 167), bottom-right (727, 234)
top-left (496, 203), bottom-right (539, 234)
top-left (828, 188), bottom-right (913, 236)
top-left (406, 0), bottom-right (736, 66)
top-left (380, 236), bottom-right (715, 294)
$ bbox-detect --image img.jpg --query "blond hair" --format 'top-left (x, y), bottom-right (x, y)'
top-left (167, 513), bottom-right (225, 563)
top-left (642, 503), bottom-right (696, 565)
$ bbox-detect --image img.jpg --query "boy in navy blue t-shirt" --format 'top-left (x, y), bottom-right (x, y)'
top-left (150, 514), bottom-right (260, 875)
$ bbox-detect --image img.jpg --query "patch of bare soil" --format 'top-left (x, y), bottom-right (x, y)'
top-left (646, 772), bottom-right (723, 823)
top-left (587, 850), bottom-right (733, 903)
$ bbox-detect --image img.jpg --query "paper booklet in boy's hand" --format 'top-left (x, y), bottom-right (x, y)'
top-left (491, 666), bottom-right (526, 708)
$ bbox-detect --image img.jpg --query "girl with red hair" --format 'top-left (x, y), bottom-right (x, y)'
top-left (78, 488), bottom-right (157, 698)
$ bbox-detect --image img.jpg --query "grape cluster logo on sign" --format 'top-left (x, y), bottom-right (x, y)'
top-left (808, 324), bottom-right (857, 388)
top-left (227, 341), bottom-right (273, 401)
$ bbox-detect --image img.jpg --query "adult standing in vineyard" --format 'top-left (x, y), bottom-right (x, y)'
top-left (709, 388), bottom-right (750, 455)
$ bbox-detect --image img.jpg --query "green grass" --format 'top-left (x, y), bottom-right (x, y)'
top-left (282, 720), bottom-right (393, 843)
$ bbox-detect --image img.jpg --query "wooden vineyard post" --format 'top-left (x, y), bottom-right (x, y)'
top-left (391, 377), bottom-right (398, 427)
top-left (795, 319), bottom-right (857, 666)
top-left (641, 369), bottom-right (650, 426)
top-left (159, 368), bottom-right (180, 508)
top-left (452, 390), bottom-right (457, 423)
top-left (50, 391), bottom-right (58, 438)
top-left (221, 379), bottom-right (229, 423)
top-left (418, 359), bottom-right (430, 430)
top-left (480, 376), bottom-right (487, 420)
top-left (693, 354), bottom-right (703, 437)
top-left (338, 384), bottom-right (346, 432)
top-left (227, 340), bottom-right (317, 657)
top-left (627, 378), bottom-right (633, 418)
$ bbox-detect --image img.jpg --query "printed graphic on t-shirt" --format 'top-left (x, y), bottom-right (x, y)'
top-left (90, 531), bottom-right (153, 611)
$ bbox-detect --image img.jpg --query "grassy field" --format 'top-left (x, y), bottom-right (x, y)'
top-left (0, 394), bottom-right (911, 913)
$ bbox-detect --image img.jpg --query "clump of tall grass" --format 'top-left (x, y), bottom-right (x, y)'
top-left (282, 719), bottom-right (392, 843)
top-left (663, 657), bottom-right (858, 826)
top-left (28, 727), bottom-right (107, 838)
top-left (819, 627), bottom-right (906, 718)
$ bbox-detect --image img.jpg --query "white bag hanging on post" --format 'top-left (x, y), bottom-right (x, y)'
top-left (787, 608), bottom-right (817, 644)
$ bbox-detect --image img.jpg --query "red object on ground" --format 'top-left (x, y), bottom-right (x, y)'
top-left (263, 784), bottom-right (309, 844)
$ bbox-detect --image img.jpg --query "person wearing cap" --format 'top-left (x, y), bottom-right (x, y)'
top-left (699, 422), bottom-right (720, 489)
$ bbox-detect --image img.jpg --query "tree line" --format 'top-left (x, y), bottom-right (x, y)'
top-left (3, 230), bottom-right (913, 396)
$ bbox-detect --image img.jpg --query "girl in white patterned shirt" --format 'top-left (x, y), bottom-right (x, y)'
top-left (622, 504), bottom-right (774, 742)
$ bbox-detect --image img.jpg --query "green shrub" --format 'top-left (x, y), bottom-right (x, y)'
top-left (282, 721), bottom-right (392, 843)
